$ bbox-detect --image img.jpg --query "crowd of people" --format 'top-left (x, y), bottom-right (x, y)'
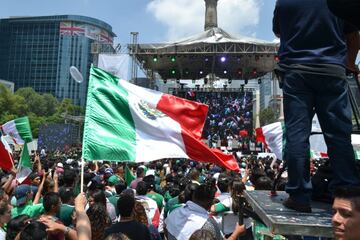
top-left (1, 147), bottom-right (359, 240)
top-left (177, 91), bottom-right (254, 150)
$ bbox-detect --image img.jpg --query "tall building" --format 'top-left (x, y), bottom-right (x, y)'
top-left (0, 15), bottom-right (116, 106)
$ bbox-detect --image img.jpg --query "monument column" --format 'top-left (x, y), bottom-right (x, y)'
top-left (204, 0), bottom-right (219, 31)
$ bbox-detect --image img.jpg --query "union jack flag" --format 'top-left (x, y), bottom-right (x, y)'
top-left (100, 29), bottom-right (113, 44)
top-left (60, 22), bottom-right (85, 36)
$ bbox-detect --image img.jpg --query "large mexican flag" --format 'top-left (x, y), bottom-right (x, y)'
top-left (1, 117), bottom-right (33, 144)
top-left (82, 66), bottom-right (239, 171)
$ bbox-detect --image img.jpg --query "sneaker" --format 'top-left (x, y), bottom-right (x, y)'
top-left (283, 197), bottom-right (312, 213)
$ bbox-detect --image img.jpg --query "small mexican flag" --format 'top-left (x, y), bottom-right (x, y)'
top-left (16, 143), bottom-right (33, 184)
top-left (0, 135), bottom-right (13, 171)
top-left (125, 165), bottom-right (135, 187)
top-left (1, 117), bottom-right (33, 144)
top-left (82, 66), bottom-right (239, 171)
top-left (255, 122), bottom-right (285, 160)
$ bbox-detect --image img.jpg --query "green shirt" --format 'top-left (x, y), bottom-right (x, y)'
top-left (214, 202), bottom-right (230, 213)
top-left (146, 192), bottom-right (164, 211)
top-left (12, 204), bottom-right (44, 218)
top-left (108, 195), bottom-right (119, 216)
top-left (253, 220), bottom-right (285, 240)
top-left (57, 204), bottom-right (74, 227)
top-left (164, 196), bottom-right (183, 218)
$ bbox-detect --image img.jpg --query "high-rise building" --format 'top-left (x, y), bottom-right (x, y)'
top-left (0, 15), bottom-right (116, 106)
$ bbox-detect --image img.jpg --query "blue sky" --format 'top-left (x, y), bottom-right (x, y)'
top-left (0, 0), bottom-right (278, 44)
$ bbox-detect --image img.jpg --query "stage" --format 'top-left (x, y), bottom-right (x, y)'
top-left (243, 190), bottom-right (334, 238)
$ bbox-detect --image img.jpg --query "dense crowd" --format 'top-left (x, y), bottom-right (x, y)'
top-left (177, 91), bottom-right (254, 149)
top-left (1, 147), bottom-right (359, 240)
top-left (0, 147), bottom-right (293, 240)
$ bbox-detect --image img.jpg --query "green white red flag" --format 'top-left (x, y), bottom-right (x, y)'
top-left (82, 66), bottom-right (239, 171)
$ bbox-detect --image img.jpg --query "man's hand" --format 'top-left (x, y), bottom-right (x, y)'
top-left (75, 193), bottom-right (87, 212)
top-left (39, 216), bottom-right (66, 233)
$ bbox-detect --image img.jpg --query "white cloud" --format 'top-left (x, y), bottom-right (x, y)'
top-left (272, 38), bottom-right (280, 43)
top-left (147, 0), bottom-right (262, 41)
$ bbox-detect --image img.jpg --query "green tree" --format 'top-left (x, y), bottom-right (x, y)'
top-left (42, 93), bottom-right (58, 116)
top-left (259, 107), bottom-right (277, 126)
top-left (15, 88), bottom-right (47, 116)
top-left (0, 84), bottom-right (28, 123)
top-left (1, 86), bottom-right (84, 138)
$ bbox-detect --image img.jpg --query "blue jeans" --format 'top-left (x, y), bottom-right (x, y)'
top-left (282, 70), bottom-right (360, 204)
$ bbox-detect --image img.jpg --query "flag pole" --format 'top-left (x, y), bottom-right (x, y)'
top-left (17, 145), bottom-right (24, 171)
top-left (80, 157), bottom-right (85, 193)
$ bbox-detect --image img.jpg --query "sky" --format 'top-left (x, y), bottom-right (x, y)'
top-left (0, 0), bottom-right (278, 45)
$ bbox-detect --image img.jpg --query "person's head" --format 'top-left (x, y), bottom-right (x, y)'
top-left (143, 175), bottom-right (155, 191)
top-left (88, 189), bottom-right (106, 206)
top-left (87, 203), bottom-right (109, 240)
top-left (0, 200), bottom-right (12, 226)
top-left (116, 166), bottom-right (124, 177)
top-left (136, 181), bottom-right (148, 196)
top-left (183, 183), bottom-right (199, 203)
top-left (29, 173), bottom-right (41, 186)
top-left (189, 169), bottom-right (200, 182)
top-left (105, 233), bottom-right (130, 240)
top-left (59, 187), bottom-right (74, 204)
top-left (114, 181), bottom-right (127, 194)
top-left (117, 193), bottom-right (135, 218)
top-left (62, 169), bottom-right (76, 187)
top-left (107, 175), bottom-right (120, 187)
top-left (19, 221), bottom-right (47, 240)
top-left (6, 215), bottom-right (31, 240)
top-left (254, 176), bottom-right (272, 190)
top-left (42, 179), bottom-right (55, 195)
top-left (192, 184), bottom-right (216, 211)
top-left (14, 185), bottom-right (38, 207)
top-left (332, 186), bottom-right (360, 240)
top-left (217, 176), bottom-right (231, 193)
top-left (133, 201), bottom-right (148, 226)
top-left (189, 229), bottom-right (216, 240)
top-left (43, 192), bottom-right (61, 215)
top-left (136, 167), bottom-right (145, 178)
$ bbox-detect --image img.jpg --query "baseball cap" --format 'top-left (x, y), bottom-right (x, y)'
top-left (107, 175), bottom-right (120, 186)
top-left (105, 168), bottom-right (114, 175)
top-left (14, 185), bottom-right (38, 206)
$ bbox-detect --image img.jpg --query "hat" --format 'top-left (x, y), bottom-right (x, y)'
top-left (66, 159), bottom-right (73, 164)
top-left (105, 168), bottom-right (114, 175)
top-left (107, 175), bottom-right (120, 186)
top-left (57, 163), bottom-right (64, 168)
top-left (14, 185), bottom-right (38, 206)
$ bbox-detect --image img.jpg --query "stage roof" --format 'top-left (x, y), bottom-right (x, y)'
top-left (129, 28), bottom-right (279, 80)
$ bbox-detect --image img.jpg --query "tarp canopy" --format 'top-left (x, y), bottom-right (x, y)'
top-left (138, 27), bottom-right (277, 49)
top-left (131, 28), bottom-right (279, 80)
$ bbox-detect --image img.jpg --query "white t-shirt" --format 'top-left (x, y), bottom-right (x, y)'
top-left (0, 228), bottom-right (6, 240)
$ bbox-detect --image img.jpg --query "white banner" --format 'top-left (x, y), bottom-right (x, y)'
top-left (98, 54), bottom-right (131, 81)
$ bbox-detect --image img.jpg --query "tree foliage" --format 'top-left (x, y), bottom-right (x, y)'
top-left (259, 107), bottom-right (277, 126)
top-left (0, 85), bottom-right (83, 138)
